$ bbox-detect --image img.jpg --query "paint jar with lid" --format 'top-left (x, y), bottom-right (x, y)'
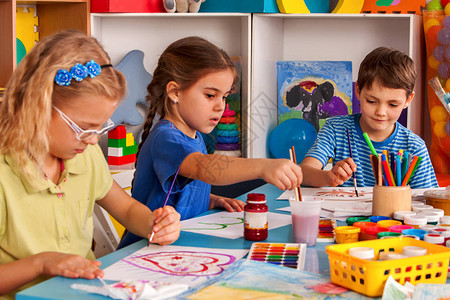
top-left (401, 228), bottom-right (427, 240)
top-left (388, 224), bottom-right (413, 233)
top-left (432, 228), bottom-right (450, 244)
top-left (427, 208), bottom-right (445, 219)
top-left (393, 210), bottom-right (416, 223)
top-left (334, 226), bottom-right (360, 244)
top-left (419, 224), bottom-right (438, 232)
top-left (377, 220), bottom-right (402, 228)
top-left (416, 212), bottom-right (440, 225)
top-left (244, 193), bottom-right (268, 241)
top-left (402, 245), bottom-right (427, 257)
top-left (424, 233), bottom-right (445, 245)
top-left (378, 231), bottom-right (401, 239)
top-left (404, 215), bottom-right (428, 229)
top-left (369, 216), bottom-right (390, 223)
top-left (360, 226), bottom-right (388, 240)
top-left (412, 204), bottom-right (434, 212)
top-left (440, 216), bottom-right (450, 228)
top-left (400, 234), bottom-right (420, 240)
top-left (346, 216), bottom-right (370, 226)
top-left (348, 247), bottom-right (375, 260)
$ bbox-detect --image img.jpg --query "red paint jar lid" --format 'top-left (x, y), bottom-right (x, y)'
top-left (247, 193), bottom-right (266, 201)
top-left (362, 226), bottom-right (388, 235)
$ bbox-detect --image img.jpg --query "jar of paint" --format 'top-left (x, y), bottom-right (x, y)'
top-left (334, 226), bottom-right (360, 244)
top-left (393, 210), bottom-right (416, 223)
top-left (424, 233), bottom-right (445, 245)
top-left (401, 228), bottom-right (427, 240)
top-left (360, 226), bottom-right (388, 240)
top-left (419, 224), bottom-right (438, 232)
top-left (378, 231), bottom-right (401, 239)
top-left (427, 208), bottom-right (445, 218)
top-left (244, 193), bottom-right (268, 241)
top-left (346, 216), bottom-right (370, 226)
top-left (404, 215), bottom-right (428, 229)
top-left (377, 220), bottom-right (402, 228)
top-left (388, 224), bottom-right (413, 233)
top-left (369, 216), bottom-right (391, 223)
top-left (348, 247), bottom-right (375, 260)
top-left (416, 212), bottom-right (440, 225)
top-left (400, 234), bottom-right (420, 240)
top-left (402, 246), bottom-right (427, 257)
top-left (412, 204), bottom-right (434, 212)
top-left (432, 228), bottom-right (450, 244)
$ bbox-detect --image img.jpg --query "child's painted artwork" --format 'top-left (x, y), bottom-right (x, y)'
top-left (277, 187), bottom-right (373, 201)
top-left (277, 61), bottom-right (352, 132)
top-left (181, 211), bottom-right (292, 239)
top-left (103, 245), bottom-right (248, 286)
top-left (182, 259), bottom-right (372, 299)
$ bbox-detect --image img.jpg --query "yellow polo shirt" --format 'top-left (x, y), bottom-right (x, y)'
top-left (0, 144), bottom-right (113, 298)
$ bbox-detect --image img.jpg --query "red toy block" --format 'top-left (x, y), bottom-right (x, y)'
top-left (108, 125), bottom-right (126, 140)
top-left (91, 0), bottom-right (165, 13)
top-left (108, 153), bottom-right (136, 165)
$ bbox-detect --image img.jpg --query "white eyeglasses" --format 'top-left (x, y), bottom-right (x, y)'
top-left (53, 106), bottom-right (115, 141)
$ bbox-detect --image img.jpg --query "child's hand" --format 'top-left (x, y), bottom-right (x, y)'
top-left (209, 195), bottom-right (245, 212)
top-left (261, 159), bottom-right (303, 191)
top-left (327, 158), bottom-right (357, 186)
top-left (36, 252), bottom-right (103, 279)
top-left (150, 206), bottom-right (181, 245)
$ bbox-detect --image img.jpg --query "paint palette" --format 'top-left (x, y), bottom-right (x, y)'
top-left (247, 243), bottom-right (306, 270)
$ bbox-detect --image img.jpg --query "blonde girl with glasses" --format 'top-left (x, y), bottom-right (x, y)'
top-left (119, 36), bottom-right (303, 248)
top-left (0, 30), bottom-right (180, 298)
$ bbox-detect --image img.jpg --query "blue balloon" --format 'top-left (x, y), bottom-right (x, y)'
top-left (268, 118), bottom-right (317, 163)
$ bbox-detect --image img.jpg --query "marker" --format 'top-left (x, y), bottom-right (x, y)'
top-left (396, 154), bottom-right (401, 187)
top-left (363, 132), bottom-right (378, 156)
top-left (381, 154), bottom-right (394, 186)
top-left (401, 156), bottom-right (420, 186)
top-left (405, 156), bottom-right (422, 186)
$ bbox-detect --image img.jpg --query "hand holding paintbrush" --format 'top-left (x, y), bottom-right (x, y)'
top-left (346, 129), bottom-right (359, 197)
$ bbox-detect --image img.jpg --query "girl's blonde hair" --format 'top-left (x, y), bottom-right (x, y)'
top-left (138, 36), bottom-right (238, 159)
top-left (0, 29), bottom-right (126, 176)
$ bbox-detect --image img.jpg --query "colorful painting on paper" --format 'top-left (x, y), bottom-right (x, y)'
top-left (182, 259), bottom-right (372, 299)
top-left (103, 245), bottom-right (248, 287)
top-left (277, 61), bottom-right (352, 132)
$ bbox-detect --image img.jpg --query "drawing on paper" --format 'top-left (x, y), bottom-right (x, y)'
top-left (277, 187), bottom-right (374, 202)
top-left (277, 61), bottom-right (352, 132)
top-left (102, 245), bottom-right (249, 286)
top-left (182, 217), bottom-right (243, 231)
top-left (123, 251), bottom-right (236, 277)
top-left (315, 189), bottom-right (371, 198)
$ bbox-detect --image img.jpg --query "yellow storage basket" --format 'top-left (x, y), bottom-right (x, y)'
top-left (326, 237), bottom-right (450, 297)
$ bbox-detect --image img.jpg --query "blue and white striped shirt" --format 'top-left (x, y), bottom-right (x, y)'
top-left (305, 114), bottom-right (439, 188)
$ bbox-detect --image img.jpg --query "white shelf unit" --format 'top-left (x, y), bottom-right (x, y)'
top-left (91, 13), bottom-right (424, 159)
top-left (250, 13), bottom-right (424, 158)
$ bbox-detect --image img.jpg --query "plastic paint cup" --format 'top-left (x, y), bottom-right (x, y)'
top-left (346, 216), bottom-right (370, 226)
top-left (378, 231), bottom-right (401, 239)
top-left (377, 220), bottom-right (402, 228)
top-left (401, 228), bottom-right (427, 240)
top-left (402, 246), bottom-right (427, 257)
top-left (388, 224), bottom-right (414, 233)
top-left (348, 247), bottom-right (375, 260)
top-left (334, 226), bottom-right (360, 244)
top-left (289, 199), bottom-right (323, 246)
top-left (370, 216), bottom-right (391, 223)
top-left (393, 210), bottom-right (416, 222)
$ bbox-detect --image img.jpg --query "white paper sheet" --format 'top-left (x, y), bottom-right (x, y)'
top-left (103, 245), bottom-right (248, 287)
top-left (277, 187), bottom-right (373, 201)
top-left (181, 211), bottom-right (292, 239)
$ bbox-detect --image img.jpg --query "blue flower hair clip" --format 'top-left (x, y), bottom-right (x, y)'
top-left (54, 60), bottom-right (109, 86)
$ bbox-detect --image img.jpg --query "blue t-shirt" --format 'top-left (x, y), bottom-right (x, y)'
top-left (305, 114), bottom-right (438, 189)
top-left (118, 119), bottom-right (211, 248)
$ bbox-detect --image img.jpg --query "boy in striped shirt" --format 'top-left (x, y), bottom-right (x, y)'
top-left (301, 47), bottom-right (438, 189)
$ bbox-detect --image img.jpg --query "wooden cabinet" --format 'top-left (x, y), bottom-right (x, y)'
top-left (0, 0), bottom-right (90, 88)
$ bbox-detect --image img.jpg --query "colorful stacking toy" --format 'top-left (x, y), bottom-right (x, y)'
top-left (214, 103), bottom-right (241, 157)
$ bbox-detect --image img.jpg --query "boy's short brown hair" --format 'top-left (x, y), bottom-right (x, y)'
top-left (357, 47), bottom-right (416, 97)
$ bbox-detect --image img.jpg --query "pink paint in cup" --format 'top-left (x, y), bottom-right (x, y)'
top-left (289, 199), bottom-right (323, 246)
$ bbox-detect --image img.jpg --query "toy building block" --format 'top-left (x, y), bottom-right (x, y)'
top-left (108, 138), bottom-right (127, 148)
top-left (108, 125), bottom-right (126, 139)
top-left (108, 147), bottom-right (123, 157)
top-left (126, 132), bottom-right (134, 147)
top-left (108, 153), bottom-right (136, 165)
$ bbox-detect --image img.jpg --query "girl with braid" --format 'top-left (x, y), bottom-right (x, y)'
top-left (119, 36), bottom-right (302, 248)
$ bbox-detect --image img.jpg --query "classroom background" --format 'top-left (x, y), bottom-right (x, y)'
top-left (2, 0), bottom-right (450, 298)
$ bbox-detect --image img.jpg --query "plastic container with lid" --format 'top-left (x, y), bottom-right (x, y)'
top-left (348, 247), bottom-right (375, 260)
top-left (412, 204), bottom-right (434, 212)
top-left (427, 208), bottom-right (445, 218)
top-left (419, 224), bottom-right (438, 232)
top-left (360, 226), bottom-right (388, 240)
top-left (377, 220), bottom-right (402, 228)
top-left (416, 212), bottom-right (440, 225)
top-left (404, 215), bottom-right (428, 229)
top-left (433, 228), bottom-right (450, 244)
top-left (346, 216), bottom-right (370, 226)
top-left (389, 224), bottom-right (413, 233)
top-left (424, 233), bottom-right (445, 245)
top-left (401, 228), bottom-right (427, 240)
top-left (244, 193), bottom-right (268, 241)
top-left (402, 245), bottom-right (427, 257)
top-left (378, 231), bottom-right (401, 239)
top-left (424, 188), bottom-right (450, 215)
top-left (334, 226), bottom-right (360, 244)
top-left (440, 215), bottom-right (450, 227)
top-left (393, 210), bottom-right (416, 222)
top-left (369, 216), bottom-right (390, 223)
top-left (400, 234), bottom-right (420, 240)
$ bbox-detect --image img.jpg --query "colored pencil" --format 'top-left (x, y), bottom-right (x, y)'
top-left (405, 156), bottom-right (422, 186)
top-left (381, 154), bottom-right (394, 186)
top-left (385, 151), bottom-right (396, 186)
top-left (347, 129), bottom-right (359, 197)
top-left (289, 146), bottom-right (302, 201)
top-left (402, 151), bottom-right (409, 180)
top-left (396, 154), bottom-right (401, 187)
top-left (401, 156), bottom-right (419, 186)
top-left (363, 132), bottom-right (378, 156)
top-left (378, 154), bottom-right (383, 186)
top-left (148, 166), bottom-right (180, 246)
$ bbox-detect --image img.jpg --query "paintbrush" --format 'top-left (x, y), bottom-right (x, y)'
top-left (346, 129), bottom-right (359, 197)
top-left (148, 166), bottom-right (180, 246)
top-left (290, 146), bottom-right (302, 201)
